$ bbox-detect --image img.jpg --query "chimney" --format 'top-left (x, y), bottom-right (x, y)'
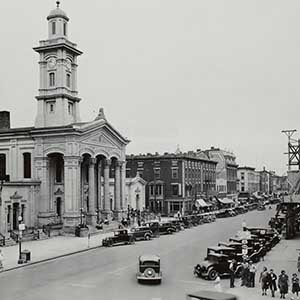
top-left (0, 111), bottom-right (10, 130)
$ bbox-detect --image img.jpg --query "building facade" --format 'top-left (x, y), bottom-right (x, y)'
top-left (126, 152), bottom-right (217, 216)
top-left (205, 147), bottom-right (238, 199)
top-left (259, 167), bottom-right (273, 195)
top-left (108, 173), bottom-right (146, 212)
top-left (0, 3), bottom-right (129, 236)
top-left (237, 166), bottom-right (260, 194)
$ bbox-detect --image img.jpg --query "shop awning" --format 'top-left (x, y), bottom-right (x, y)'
top-left (196, 199), bottom-right (209, 207)
top-left (218, 198), bottom-right (234, 204)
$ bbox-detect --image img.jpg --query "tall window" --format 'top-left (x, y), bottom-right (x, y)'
top-left (154, 168), bottom-right (160, 179)
top-left (52, 22), bottom-right (56, 34)
top-left (63, 23), bottom-right (67, 35)
top-left (49, 72), bottom-right (55, 87)
top-left (68, 102), bottom-right (73, 115)
top-left (56, 160), bottom-right (62, 183)
top-left (66, 73), bottom-right (71, 87)
top-left (172, 168), bottom-right (178, 179)
top-left (23, 153), bottom-right (31, 179)
top-left (172, 184), bottom-right (179, 196)
top-left (0, 154), bottom-right (6, 178)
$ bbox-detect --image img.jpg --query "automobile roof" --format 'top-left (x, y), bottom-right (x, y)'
top-left (208, 246), bottom-right (236, 251)
top-left (207, 253), bottom-right (228, 258)
top-left (187, 290), bottom-right (237, 300)
top-left (219, 241), bottom-right (242, 246)
top-left (139, 254), bottom-right (160, 262)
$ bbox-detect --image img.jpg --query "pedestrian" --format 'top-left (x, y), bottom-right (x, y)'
top-left (278, 270), bottom-right (289, 299)
top-left (229, 259), bottom-right (237, 288)
top-left (248, 260), bottom-right (257, 287)
top-left (291, 273), bottom-right (299, 300)
top-left (241, 260), bottom-right (249, 287)
top-left (0, 249), bottom-right (4, 271)
top-left (268, 269), bottom-right (277, 298)
top-left (214, 272), bottom-right (222, 292)
top-left (259, 266), bottom-right (270, 296)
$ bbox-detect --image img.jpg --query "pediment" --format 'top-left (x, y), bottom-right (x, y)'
top-left (80, 127), bottom-right (122, 150)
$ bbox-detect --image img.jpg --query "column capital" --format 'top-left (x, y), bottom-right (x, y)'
top-left (89, 157), bottom-right (97, 166)
top-left (104, 158), bottom-right (111, 167)
top-left (115, 160), bottom-right (122, 169)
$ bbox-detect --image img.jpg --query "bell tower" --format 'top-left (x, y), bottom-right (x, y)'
top-left (33, 1), bottom-right (83, 128)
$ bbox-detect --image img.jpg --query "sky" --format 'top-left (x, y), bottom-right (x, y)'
top-left (1, 0), bottom-right (300, 175)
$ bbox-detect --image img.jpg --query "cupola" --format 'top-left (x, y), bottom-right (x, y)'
top-left (47, 1), bottom-right (69, 39)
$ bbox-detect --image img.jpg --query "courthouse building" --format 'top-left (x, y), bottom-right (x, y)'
top-left (0, 3), bottom-right (129, 235)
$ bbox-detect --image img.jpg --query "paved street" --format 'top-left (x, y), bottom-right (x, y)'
top-left (0, 209), bottom-right (276, 300)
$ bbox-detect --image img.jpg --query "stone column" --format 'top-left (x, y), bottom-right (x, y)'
top-left (63, 156), bottom-right (81, 232)
top-left (114, 161), bottom-right (121, 220)
top-left (87, 158), bottom-right (96, 225)
top-left (103, 158), bottom-right (111, 219)
top-left (97, 161), bottom-right (102, 218)
top-left (120, 161), bottom-right (126, 210)
top-left (37, 157), bottom-right (52, 225)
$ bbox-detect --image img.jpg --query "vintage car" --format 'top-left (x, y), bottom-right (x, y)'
top-left (180, 216), bottom-right (193, 228)
top-left (215, 210), bottom-right (231, 218)
top-left (194, 246), bottom-right (243, 280)
top-left (102, 229), bottom-right (135, 247)
top-left (136, 254), bottom-right (162, 283)
top-left (168, 218), bottom-right (183, 231)
top-left (143, 221), bottom-right (176, 236)
top-left (130, 227), bottom-right (153, 241)
top-left (186, 290), bottom-right (237, 300)
top-left (246, 227), bottom-right (280, 249)
top-left (257, 205), bottom-right (266, 211)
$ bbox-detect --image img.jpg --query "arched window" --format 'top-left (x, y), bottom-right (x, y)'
top-left (0, 154), bottom-right (6, 178)
top-left (63, 23), bottom-right (67, 36)
top-left (23, 153), bottom-right (31, 179)
top-left (66, 73), bottom-right (71, 88)
top-left (52, 22), bottom-right (56, 34)
top-left (49, 72), bottom-right (55, 87)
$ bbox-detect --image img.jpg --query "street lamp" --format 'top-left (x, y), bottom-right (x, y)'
top-left (17, 216), bottom-right (25, 264)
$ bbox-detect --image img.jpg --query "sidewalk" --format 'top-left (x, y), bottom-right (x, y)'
top-left (0, 230), bottom-right (115, 271)
top-left (222, 237), bottom-right (300, 299)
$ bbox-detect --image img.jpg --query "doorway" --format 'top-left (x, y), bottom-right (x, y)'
top-left (56, 197), bottom-right (62, 219)
top-left (12, 203), bottom-right (19, 230)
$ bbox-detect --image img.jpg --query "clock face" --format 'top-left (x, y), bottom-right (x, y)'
top-left (48, 57), bottom-right (57, 69)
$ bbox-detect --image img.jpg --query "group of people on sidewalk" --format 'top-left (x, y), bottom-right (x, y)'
top-left (259, 267), bottom-right (299, 299)
top-left (224, 258), bottom-right (300, 299)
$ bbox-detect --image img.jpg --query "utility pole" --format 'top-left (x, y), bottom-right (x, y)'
top-left (282, 129), bottom-right (297, 171)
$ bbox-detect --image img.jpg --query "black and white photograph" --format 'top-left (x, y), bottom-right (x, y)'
top-left (0, 1), bottom-right (300, 299)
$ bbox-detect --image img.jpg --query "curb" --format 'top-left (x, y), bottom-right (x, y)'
top-left (1, 244), bottom-right (104, 273)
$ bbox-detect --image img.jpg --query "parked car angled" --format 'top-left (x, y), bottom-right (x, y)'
top-left (102, 229), bottom-right (135, 247)
top-left (130, 227), bottom-right (153, 241)
top-left (194, 246), bottom-right (243, 280)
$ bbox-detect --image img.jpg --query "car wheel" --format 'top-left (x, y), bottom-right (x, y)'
top-left (208, 268), bottom-right (217, 281)
top-left (145, 234), bottom-right (151, 241)
top-left (167, 229), bottom-right (173, 235)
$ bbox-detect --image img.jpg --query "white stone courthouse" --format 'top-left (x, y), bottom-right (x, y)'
top-left (0, 2), bottom-right (129, 235)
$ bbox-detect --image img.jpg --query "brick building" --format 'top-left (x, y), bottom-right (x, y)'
top-left (126, 152), bottom-right (217, 216)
